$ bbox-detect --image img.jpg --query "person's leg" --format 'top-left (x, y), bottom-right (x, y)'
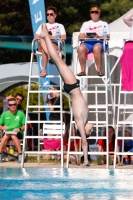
top-left (93, 43), bottom-right (103, 75)
top-left (77, 44), bottom-right (89, 75)
top-left (0, 134), bottom-right (11, 153)
top-left (0, 134), bottom-right (11, 162)
top-left (41, 24), bottom-right (77, 85)
top-left (11, 135), bottom-right (22, 154)
top-left (76, 120), bottom-right (89, 166)
top-left (38, 39), bottom-right (50, 77)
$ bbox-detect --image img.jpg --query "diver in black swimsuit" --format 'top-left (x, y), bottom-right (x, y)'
top-left (40, 24), bottom-right (93, 167)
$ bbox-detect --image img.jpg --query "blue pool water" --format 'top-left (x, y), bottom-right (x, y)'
top-left (0, 168), bottom-right (133, 200)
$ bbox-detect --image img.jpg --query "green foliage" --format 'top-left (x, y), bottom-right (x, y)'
top-left (0, 0), bottom-right (133, 64)
top-left (100, 0), bottom-right (133, 23)
top-left (0, 84), bottom-right (44, 111)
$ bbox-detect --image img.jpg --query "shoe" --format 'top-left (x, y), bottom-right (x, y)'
top-left (124, 158), bottom-right (129, 165)
top-left (98, 71), bottom-right (104, 76)
top-left (39, 73), bottom-right (47, 77)
top-left (18, 154), bottom-right (22, 163)
top-left (77, 72), bottom-right (86, 76)
top-left (0, 154), bottom-right (2, 163)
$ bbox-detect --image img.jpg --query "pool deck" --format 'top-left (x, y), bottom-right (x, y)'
top-left (1, 161), bottom-right (133, 169)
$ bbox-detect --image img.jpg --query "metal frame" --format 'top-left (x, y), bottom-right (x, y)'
top-left (66, 38), bottom-right (115, 168)
top-left (21, 38), bottom-right (66, 168)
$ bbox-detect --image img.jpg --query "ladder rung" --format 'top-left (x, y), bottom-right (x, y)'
top-left (24, 136), bottom-right (62, 139)
top-left (28, 105), bottom-right (61, 108)
top-left (117, 121), bottom-right (133, 124)
top-left (68, 152), bottom-right (108, 155)
top-left (76, 75), bottom-right (106, 78)
top-left (120, 91), bottom-right (133, 94)
top-left (23, 151), bottom-right (62, 154)
top-left (30, 75), bottom-right (60, 78)
top-left (82, 91), bottom-right (106, 93)
top-left (119, 105), bottom-right (133, 108)
top-left (115, 137), bottom-right (133, 140)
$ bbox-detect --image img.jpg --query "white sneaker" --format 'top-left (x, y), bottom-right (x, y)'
top-left (36, 50), bottom-right (42, 55)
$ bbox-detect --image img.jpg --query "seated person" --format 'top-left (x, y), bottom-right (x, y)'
top-left (122, 129), bottom-right (133, 165)
top-left (77, 5), bottom-right (110, 77)
top-left (34, 6), bottom-right (66, 77)
top-left (0, 93), bottom-right (24, 113)
top-left (43, 86), bottom-right (64, 159)
top-left (120, 12), bottom-right (133, 91)
top-left (0, 98), bottom-right (25, 163)
top-left (63, 124), bottom-right (80, 164)
top-left (97, 126), bottom-right (120, 165)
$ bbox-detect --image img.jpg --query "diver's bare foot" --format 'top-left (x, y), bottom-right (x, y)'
top-left (41, 23), bottom-right (49, 38)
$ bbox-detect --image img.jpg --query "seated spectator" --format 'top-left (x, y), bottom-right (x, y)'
top-left (97, 126), bottom-right (120, 165)
top-left (77, 5), bottom-right (110, 77)
top-left (63, 124), bottom-right (80, 164)
top-left (0, 93), bottom-right (24, 112)
top-left (0, 98), bottom-right (25, 163)
top-left (122, 129), bottom-right (133, 165)
top-left (120, 12), bottom-right (133, 91)
top-left (43, 86), bottom-right (64, 159)
top-left (34, 5), bottom-right (66, 77)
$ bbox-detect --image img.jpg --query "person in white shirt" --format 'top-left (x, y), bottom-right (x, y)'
top-left (34, 6), bottom-right (66, 77)
top-left (77, 5), bottom-right (110, 77)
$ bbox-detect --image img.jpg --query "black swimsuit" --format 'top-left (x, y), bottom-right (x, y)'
top-left (64, 79), bottom-right (80, 94)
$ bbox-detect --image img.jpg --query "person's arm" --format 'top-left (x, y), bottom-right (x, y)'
top-left (0, 124), bottom-right (8, 131)
top-left (123, 13), bottom-right (133, 27)
top-left (98, 139), bottom-right (103, 151)
top-left (61, 34), bottom-right (66, 40)
top-left (78, 33), bottom-right (87, 39)
top-left (98, 145), bottom-right (103, 152)
top-left (47, 99), bottom-right (54, 111)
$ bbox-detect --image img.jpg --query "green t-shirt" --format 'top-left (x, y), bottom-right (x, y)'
top-left (0, 110), bottom-right (25, 134)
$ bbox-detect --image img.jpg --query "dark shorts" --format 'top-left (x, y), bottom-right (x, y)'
top-left (17, 132), bottom-right (23, 140)
top-left (82, 40), bottom-right (106, 53)
top-left (51, 39), bottom-right (58, 46)
top-left (64, 79), bottom-right (80, 94)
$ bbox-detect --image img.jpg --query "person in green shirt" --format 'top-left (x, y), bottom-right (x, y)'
top-left (0, 98), bottom-right (25, 163)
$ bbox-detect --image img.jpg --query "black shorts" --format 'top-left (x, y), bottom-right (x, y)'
top-left (64, 79), bottom-right (80, 94)
top-left (17, 132), bottom-right (23, 140)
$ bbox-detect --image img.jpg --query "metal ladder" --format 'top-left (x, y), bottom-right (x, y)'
top-left (114, 70), bottom-right (133, 168)
top-left (66, 39), bottom-right (115, 168)
top-left (21, 39), bottom-right (65, 168)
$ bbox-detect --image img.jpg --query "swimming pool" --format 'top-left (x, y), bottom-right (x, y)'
top-left (0, 168), bottom-right (133, 199)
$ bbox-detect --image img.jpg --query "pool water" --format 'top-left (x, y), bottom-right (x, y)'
top-left (0, 168), bottom-right (133, 200)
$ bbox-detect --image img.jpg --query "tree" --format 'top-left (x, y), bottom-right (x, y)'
top-left (0, 84), bottom-right (44, 111)
top-left (0, 0), bottom-right (133, 65)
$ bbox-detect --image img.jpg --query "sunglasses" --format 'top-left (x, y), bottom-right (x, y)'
top-left (8, 103), bottom-right (17, 107)
top-left (90, 11), bottom-right (99, 14)
top-left (47, 13), bottom-right (54, 16)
